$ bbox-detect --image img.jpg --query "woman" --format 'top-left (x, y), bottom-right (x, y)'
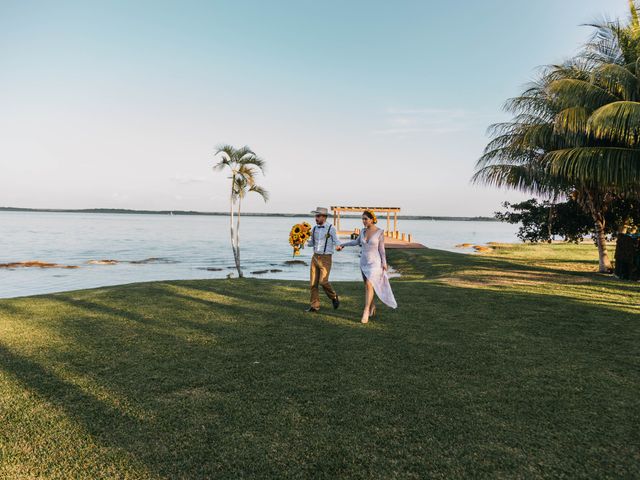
top-left (337, 210), bottom-right (397, 323)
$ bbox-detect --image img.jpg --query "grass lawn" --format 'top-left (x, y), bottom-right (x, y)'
top-left (1, 244), bottom-right (639, 479)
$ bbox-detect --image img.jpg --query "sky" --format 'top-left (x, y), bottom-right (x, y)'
top-left (0, 0), bottom-right (633, 216)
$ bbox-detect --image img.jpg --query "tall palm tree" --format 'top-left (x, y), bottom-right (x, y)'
top-left (473, 66), bottom-right (617, 272)
top-left (213, 145), bottom-right (269, 278)
top-left (475, 3), bottom-right (640, 273)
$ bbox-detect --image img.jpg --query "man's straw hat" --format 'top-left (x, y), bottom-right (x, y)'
top-left (310, 207), bottom-right (329, 216)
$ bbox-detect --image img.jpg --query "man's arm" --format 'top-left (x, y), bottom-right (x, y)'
top-left (330, 225), bottom-right (341, 247)
top-left (307, 227), bottom-right (315, 247)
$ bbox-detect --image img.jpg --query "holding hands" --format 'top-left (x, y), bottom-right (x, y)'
top-left (336, 245), bottom-right (344, 251)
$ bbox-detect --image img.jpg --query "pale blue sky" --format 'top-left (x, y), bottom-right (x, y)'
top-left (0, 1), bottom-right (632, 215)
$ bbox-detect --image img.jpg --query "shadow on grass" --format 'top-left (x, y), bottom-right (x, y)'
top-left (0, 300), bottom-right (23, 315)
top-left (0, 342), bottom-right (150, 472)
top-left (177, 279), bottom-right (365, 324)
top-left (389, 248), bottom-right (640, 299)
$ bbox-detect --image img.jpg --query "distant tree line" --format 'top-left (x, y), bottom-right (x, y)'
top-left (496, 197), bottom-right (640, 244)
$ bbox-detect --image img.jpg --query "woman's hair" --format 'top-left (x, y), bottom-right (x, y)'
top-left (363, 210), bottom-right (377, 224)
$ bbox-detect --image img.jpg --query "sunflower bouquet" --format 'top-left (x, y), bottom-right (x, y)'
top-left (289, 222), bottom-right (312, 256)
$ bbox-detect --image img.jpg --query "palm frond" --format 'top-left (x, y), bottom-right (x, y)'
top-left (237, 165), bottom-right (259, 187)
top-left (548, 146), bottom-right (640, 186)
top-left (212, 158), bottom-right (231, 171)
top-left (235, 146), bottom-right (257, 161)
top-left (215, 144), bottom-right (236, 159)
top-left (547, 78), bottom-right (620, 110)
top-left (238, 155), bottom-right (266, 173)
top-left (630, 0), bottom-right (640, 32)
top-left (249, 185), bottom-right (269, 202)
top-left (553, 106), bottom-right (589, 145)
top-left (471, 163), bottom-right (564, 196)
top-left (520, 123), bottom-right (556, 149)
top-left (591, 62), bottom-right (639, 100)
top-left (504, 95), bottom-right (554, 118)
top-left (587, 101), bottom-right (640, 145)
top-left (543, 62), bottom-right (591, 83)
top-left (582, 20), bottom-right (627, 66)
top-left (476, 146), bottom-right (542, 169)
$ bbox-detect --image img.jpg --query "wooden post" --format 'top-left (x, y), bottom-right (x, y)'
top-left (394, 212), bottom-right (398, 235)
top-left (408, 234), bottom-right (412, 243)
top-left (386, 211), bottom-right (390, 232)
top-left (401, 233), bottom-right (406, 242)
top-left (336, 209), bottom-right (340, 232)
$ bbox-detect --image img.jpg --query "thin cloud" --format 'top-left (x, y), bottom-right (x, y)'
top-left (171, 175), bottom-right (208, 185)
top-left (386, 107), bottom-right (471, 117)
top-left (372, 126), bottom-right (462, 135)
top-left (373, 107), bottom-right (491, 137)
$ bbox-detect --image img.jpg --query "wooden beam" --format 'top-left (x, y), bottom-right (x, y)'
top-left (330, 206), bottom-right (401, 213)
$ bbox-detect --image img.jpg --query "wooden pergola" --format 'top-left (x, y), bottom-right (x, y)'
top-left (331, 206), bottom-right (401, 235)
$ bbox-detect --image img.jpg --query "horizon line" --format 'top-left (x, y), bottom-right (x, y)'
top-left (0, 206), bottom-right (498, 221)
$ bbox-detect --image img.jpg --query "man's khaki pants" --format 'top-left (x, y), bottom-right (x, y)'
top-left (310, 253), bottom-right (337, 309)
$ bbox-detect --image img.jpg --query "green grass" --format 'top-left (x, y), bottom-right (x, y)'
top-left (1, 244), bottom-right (638, 479)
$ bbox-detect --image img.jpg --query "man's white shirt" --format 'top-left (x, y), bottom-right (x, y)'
top-left (307, 223), bottom-right (341, 254)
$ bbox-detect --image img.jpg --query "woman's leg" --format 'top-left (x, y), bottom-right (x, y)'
top-left (362, 279), bottom-right (374, 323)
top-left (368, 292), bottom-right (376, 317)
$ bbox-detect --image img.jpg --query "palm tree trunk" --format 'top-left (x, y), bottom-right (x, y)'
top-left (547, 202), bottom-right (554, 243)
top-left (229, 180), bottom-right (239, 277)
top-left (584, 190), bottom-right (613, 273)
top-left (593, 214), bottom-right (612, 273)
top-left (235, 196), bottom-right (243, 278)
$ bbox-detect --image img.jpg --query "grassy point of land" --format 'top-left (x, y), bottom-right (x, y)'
top-left (1, 244), bottom-right (638, 478)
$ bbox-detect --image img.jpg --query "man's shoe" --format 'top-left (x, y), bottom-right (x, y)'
top-left (332, 296), bottom-right (340, 310)
top-left (305, 307), bottom-right (319, 313)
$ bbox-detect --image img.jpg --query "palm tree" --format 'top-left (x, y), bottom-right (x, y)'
top-left (473, 67), bottom-right (617, 272)
top-left (475, 3), bottom-right (640, 273)
top-left (213, 145), bottom-right (269, 278)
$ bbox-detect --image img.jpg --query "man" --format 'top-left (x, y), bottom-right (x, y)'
top-left (306, 207), bottom-right (341, 312)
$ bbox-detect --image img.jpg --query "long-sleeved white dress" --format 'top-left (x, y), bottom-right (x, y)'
top-left (341, 228), bottom-right (397, 308)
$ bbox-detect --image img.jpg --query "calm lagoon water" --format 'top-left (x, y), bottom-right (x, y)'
top-left (0, 212), bottom-right (519, 298)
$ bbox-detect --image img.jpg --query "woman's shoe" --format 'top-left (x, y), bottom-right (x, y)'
top-left (361, 310), bottom-right (369, 324)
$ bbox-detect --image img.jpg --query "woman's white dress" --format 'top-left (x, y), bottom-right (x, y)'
top-left (342, 228), bottom-right (397, 309)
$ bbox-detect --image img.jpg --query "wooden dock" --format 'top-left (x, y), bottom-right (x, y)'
top-left (331, 205), bottom-right (425, 248)
top-left (384, 236), bottom-right (426, 249)
top-left (337, 231), bottom-right (425, 249)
